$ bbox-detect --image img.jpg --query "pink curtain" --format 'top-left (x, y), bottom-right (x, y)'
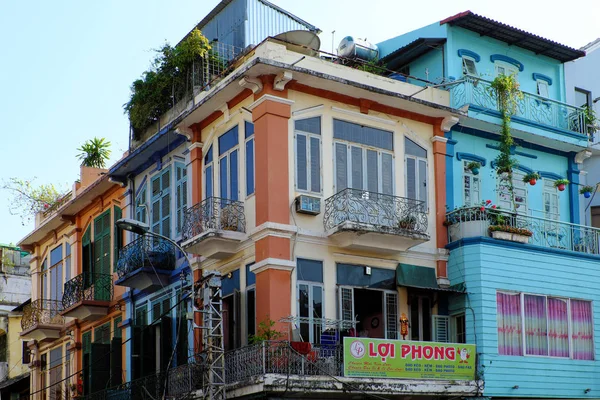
top-left (524, 295), bottom-right (547, 356)
top-left (571, 300), bottom-right (594, 360)
top-left (497, 292), bottom-right (523, 356)
top-left (548, 298), bottom-right (569, 357)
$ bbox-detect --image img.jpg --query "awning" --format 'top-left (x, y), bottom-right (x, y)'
top-left (381, 38), bottom-right (446, 72)
top-left (0, 372), bottom-right (29, 390)
top-left (396, 264), bottom-right (465, 293)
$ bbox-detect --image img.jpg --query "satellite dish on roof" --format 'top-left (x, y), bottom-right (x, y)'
top-left (274, 30), bottom-right (321, 56)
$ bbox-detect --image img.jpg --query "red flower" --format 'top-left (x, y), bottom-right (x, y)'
top-left (491, 205), bottom-right (497, 209)
top-left (480, 207), bottom-right (485, 211)
top-left (486, 200), bottom-right (492, 204)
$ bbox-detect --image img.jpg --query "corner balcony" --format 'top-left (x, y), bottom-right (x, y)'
top-left (115, 236), bottom-right (177, 291)
top-left (323, 189), bottom-right (429, 253)
top-left (20, 300), bottom-right (64, 341)
top-left (61, 272), bottom-right (113, 321)
top-left (446, 207), bottom-right (600, 254)
top-left (449, 77), bottom-right (589, 147)
top-left (182, 197), bottom-right (246, 259)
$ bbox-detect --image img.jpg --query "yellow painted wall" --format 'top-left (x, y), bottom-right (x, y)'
top-left (7, 313), bottom-right (28, 379)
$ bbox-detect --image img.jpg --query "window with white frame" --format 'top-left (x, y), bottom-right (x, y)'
top-left (462, 56), bottom-right (478, 76)
top-left (218, 126), bottom-right (239, 201)
top-left (463, 160), bottom-right (480, 206)
top-left (410, 294), bottom-right (432, 341)
top-left (297, 259), bottom-right (324, 343)
top-left (452, 313), bottom-right (466, 344)
top-left (496, 291), bottom-right (594, 360)
top-left (536, 79), bottom-right (549, 98)
top-left (295, 117), bottom-right (322, 193)
top-left (495, 61), bottom-right (519, 79)
top-left (333, 119), bottom-right (394, 194)
top-left (498, 170), bottom-right (527, 213)
top-left (175, 162), bottom-right (188, 236)
top-left (136, 183), bottom-right (148, 224)
top-left (40, 243), bottom-right (69, 302)
top-left (204, 145), bottom-right (213, 199)
top-left (245, 122), bottom-right (255, 196)
top-left (246, 263), bottom-right (256, 340)
top-left (543, 179), bottom-right (560, 220)
top-left (405, 137), bottom-right (428, 208)
top-left (151, 168), bottom-right (171, 237)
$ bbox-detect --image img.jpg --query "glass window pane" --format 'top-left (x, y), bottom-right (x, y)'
top-left (571, 300), bottom-right (594, 360)
top-left (295, 117), bottom-right (321, 135)
top-left (333, 119), bottom-right (393, 150)
top-left (496, 292), bottom-right (523, 356)
top-left (204, 145), bottom-right (213, 164)
top-left (218, 126), bottom-right (239, 155)
top-left (50, 245), bottom-right (63, 267)
top-left (244, 121), bottom-right (254, 139)
top-left (524, 294), bottom-right (548, 356)
top-left (297, 259), bottom-right (323, 283)
top-left (405, 138), bottom-right (427, 158)
top-left (310, 137), bottom-right (320, 193)
top-left (299, 284), bottom-right (309, 318)
top-left (246, 263), bottom-right (255, 286)
top-left (205, 166), bottom-right (213, 198)
top-left (230, 150), bottom-right (238, 201)
top-left (548, 298), bottom-right (569, 357)
top-left (419, 159), bottom-right (428, 206)
top-left (297, 134), bottom-right (308, 190)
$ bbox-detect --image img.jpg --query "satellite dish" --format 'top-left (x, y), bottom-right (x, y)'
top-left (274, 30), bottom-right (321, 56)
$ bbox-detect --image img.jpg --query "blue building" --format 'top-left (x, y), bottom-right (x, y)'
top-left (378, 11), bottom-right (600, 399)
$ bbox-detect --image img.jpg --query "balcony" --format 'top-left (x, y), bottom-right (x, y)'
top-left (115, 236), bottom-right (177, 291)
top-left (20, 300), bottom-right (64, 341)
top-left (446, 207), bottom-right (600, 254)
top-left (61, 272), bottom-right (113, 321)
top-left (182, 197), bottom-right (246, 259)
top-left (323, 189), bottom-right (429, 253)
top-left (449, 76), bottom-right (588, 143)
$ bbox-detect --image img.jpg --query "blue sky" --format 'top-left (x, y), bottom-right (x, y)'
top-left (1, 0), bottom-right (597, 245)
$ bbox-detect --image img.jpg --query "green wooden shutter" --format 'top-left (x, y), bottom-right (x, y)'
top-left (90, 343), bottom-right (111, 393)
top-left (141, 327), bottom-right (156, 377)
top-left (82, 331), bottom-right (92, 395)
top-left (175, 163), bottom-right (188, 236)
top-left (114, 206), bottom-right (122, 264)
top-left (131, 326), bottom-right (142, 380)
top-left (82, 227), bottom-right (93, 286)
top-left (110, 336), bottom-right (122, 386)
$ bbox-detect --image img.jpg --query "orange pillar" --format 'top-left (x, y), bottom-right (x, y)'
top-left (188, 125), bottom-right (203, 205)
top-left (251, 79), bottom-right (294, 331)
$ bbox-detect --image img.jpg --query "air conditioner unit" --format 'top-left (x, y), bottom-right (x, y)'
top-left (295, 195), bottom-right (321, 215)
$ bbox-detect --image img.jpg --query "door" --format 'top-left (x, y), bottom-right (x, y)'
top-left (93, 210), bottom-right (111, 301)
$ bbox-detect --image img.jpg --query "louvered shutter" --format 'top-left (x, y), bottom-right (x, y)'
top-left (406, 157), bottom-right (416, 200)
top-left (433, 315), bottom-right (450, 343)
top-left (366, 150), bottom-right (378, 193)
top-left (114, 206), bottom-right (122, 264)
top-left (110, 336), bottom-right (122, 386)
top-left (382, 153), bottom-right (393, 195)
top-left (230, 149), bottom-right (239, 201)
top-left (310, 137), bottom-right (320, 192)
top-left (297, 134), bottom-right (307, 190)
top-left (90, 343), bottom-right (111, 393)
top-left (335, 143), bottom-right (348, 192)
top-left (351, 146), bottom-right (363, 190)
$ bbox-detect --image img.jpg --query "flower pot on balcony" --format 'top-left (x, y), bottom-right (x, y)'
top-left (529, 179), bottom-right (537, 186)
top-left (557, 184), bottom-right (566, 192)
top-left (448, 219), bottom-right (489, 242)
top-left (490, 230), bottom-right (512, 241)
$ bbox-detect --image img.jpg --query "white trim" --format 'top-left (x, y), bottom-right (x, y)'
top-left (250, 258), bottom-right (296, 274)
top-left (175, 126), bottom-right (193, 140)
top-left (187, 142), bottom-right (204, 151)
top-left (430, 136), bottom-right (448, 143)
top-left (331, 106), bottom-right (396, 126)
top-left (248, 94), bottom-right (295, 110)
top-left (239, 76), bottom-right (263, 94)
top-left (249, 222), bottom-right (297, 239)
top-left (292, 104), bottom-right (324, 117)
top-left (274, 71), bottom-right (293, 91)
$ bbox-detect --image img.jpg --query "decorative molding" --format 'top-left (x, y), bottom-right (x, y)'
top-left (248, 94), bottom-right (295, 110)
top-left (108, 176), bottom-right (127, 187)
top-left (274, 71), bottom-right (293, 91)
top-left (292, 104), bottom-right (324, 117)
top-left (239, 76), bottom-right (263, 94)
top-left (331, 106), bottom-right (396, 126)
top-left (187, 142), bottom-right (204, 151)
top-left (218, 103), bottom-right (230, 123)
top-left (532, 73), bottom-right (553, 85)
top-left (539, 171), bottom-right (565, 180)
top-left (575, 150), bottom-right (592, 164)
top-left (457, 49), bottom-right (481, 62)
top-left (250, 258), bottom-right (296, 274)
top-left (440, 116), bottom-right (459, 132)
top-left (490, 54), bottom-right (524, 71)
top-left (456, 152), bottom-right (487, 166)
top-left (515, 150), bottom-right (537, 159)
top-left (174, 127), bottom-right (193, 140)
top-left (431, 136), bottom-right (448, 143)
top-left (249, 222), bottom-right (297, 241)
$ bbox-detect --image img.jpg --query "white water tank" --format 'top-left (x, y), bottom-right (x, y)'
top-left (337, 36), bottom-right (379, 61)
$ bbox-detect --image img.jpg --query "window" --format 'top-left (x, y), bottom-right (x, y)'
top-left (245, 122), bottom-right (255, 196)
top-left (495, 61), bottom-right (518, 78)
top-left (22, 341), bottom-right (31, 364)
top-left (41, 243), bottom-right (68, 302)
top-left (151, 296), bottom-right (172, 321)
top-left (295, 117), bottom-right (321, 193)
top-left (462, 56), bottom-right (478, 76)
top-left (575, 88), bottom-right (592, 108)
top-left (136, 183), bottom-right (148, 224)
top-left (333, 119), bottom-right (394, 194)
top-left (204, 145), bottom-right (213, 199)
top-left (497, 291), bottom-right (594, 359)
top-left (453, 314), bottom-right (466, 344)
top-left (175, 163), bottom-right (188, 236)
top-left (135, 305), bottom-right (148, 326)
top-left (463, 161), bottom-right (480, 206)
top-left (219, 126), bottom-right (239, 201)
top-left (246, 263), bottom-right (256, 340)
top-left (297, 259), bottom-right (324, 343)
top-left (498, 171), bottom-right (527, 213)
top-left (410, 295), bottom-right (432, 341)
top-left (222, 270), bottom-right (241, 350)
top-left (151, 168), bottom-right (171, 237)
top-left (537, 80), bottom-right (549, 98)
top-left (543, 180), bottom-right (560, 220)
top-left (48, 346), bottom-right (63, 400)
top-left (405, 137), bottom-right (428, 208)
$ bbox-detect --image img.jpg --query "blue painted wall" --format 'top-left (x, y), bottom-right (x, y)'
top-left (448, 238), bottom-right (600, 398)
top-left (377, 22), bottom-right (447, 58)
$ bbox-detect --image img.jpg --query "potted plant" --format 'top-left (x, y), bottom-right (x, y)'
top-left (554, 179), bottom-right (570, 192)
top-left (522, 172), bottom-right (541, 186)
top-left (489, 225), bottom-right (532, 244)
top-left (466, 161), bottom-right (481, 175)
top-left (580, 185), bottom-right (595, 198)
top-left (445, 201), bottom-right (497, 241)
top-left (399, 215), bottom-right (417, 230)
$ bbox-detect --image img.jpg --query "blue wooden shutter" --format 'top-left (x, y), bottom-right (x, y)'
top-left (335, 143), bottom-right (347, 192)
top-left (310, 137), bottom-right (320, 192)
top-left (296, 133), bottom-right (308, 190)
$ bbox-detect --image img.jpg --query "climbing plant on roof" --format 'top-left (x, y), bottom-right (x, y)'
top-left (488, 73), bottom-right (523, 212)
top-left (124, 28), bottom-right (213, 139)
top-left (2, 178), bottom-right (67, 224)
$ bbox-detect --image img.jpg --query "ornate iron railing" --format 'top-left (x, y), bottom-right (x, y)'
top-left (116, 236), bottom-right (177, 279)
top-left (323, 188), bottom-right (428, 236)
top-left (225, 341), bottom-right (344, 384)
top-left (446, 207), bottom-right (600, 254)
top-left (62, 272), bottom-right (113, 310)
top-left (182, 197), bottom-right (246, 241)
top-left (449, 76), bottom-right (588, 138)
top-left (21, 299), bottom-right (64, 331)
top-left (81, 363), bottom-right (204, 400)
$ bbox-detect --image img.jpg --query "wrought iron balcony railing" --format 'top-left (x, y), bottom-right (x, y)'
top-left (225, 341), bottom-right (343, 384)
top-left (446, 207), bottom-right (600, 254)
top-left (62, 272), bottom-right (113, 310)
top-left (182, 197), bottom-right (246, 241)
top-left (323, 188), bottom-right (428, 235)
top-left (449, 76), bottom-right (589, 138)
top-left (116, 236), bottom-right (177, 279)
top-left (21, 299), bottom-right (64, 331)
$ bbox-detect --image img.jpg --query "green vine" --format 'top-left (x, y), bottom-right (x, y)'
top-left (489, 74), bottom-right (523, 212)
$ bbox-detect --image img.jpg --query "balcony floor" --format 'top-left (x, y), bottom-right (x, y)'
top-left (61, 300), bottom-right (110, 321)
top-left (327, 221), bottom-right (430, 253)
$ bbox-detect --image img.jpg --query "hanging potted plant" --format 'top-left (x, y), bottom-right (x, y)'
top-left (554, 179), bottom-right (570, 192)
top-left (466, 161), bottom-right (482, 175)
top-left (580, 185), bottom-right (595, 198)
top-left (522, 172), bottom-right (541, 186)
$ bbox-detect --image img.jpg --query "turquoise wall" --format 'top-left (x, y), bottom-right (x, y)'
top-left (377, 22), bottom-right (447, 58)
top-left (406, 46), bottom-right (444, 84)
top-left (448, 129), bottom-right (572, 222)
top-left (448, 239), bottom-right (600, 398)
